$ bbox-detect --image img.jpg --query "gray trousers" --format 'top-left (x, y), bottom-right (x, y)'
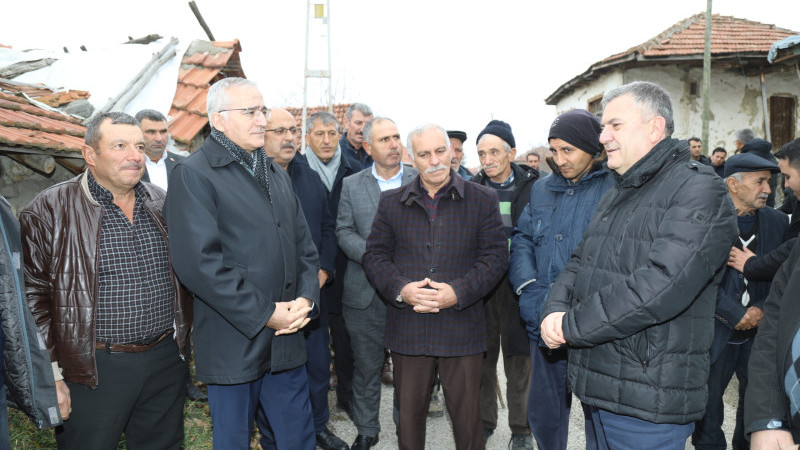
top-left (343, 298), bottom-right (386, 438)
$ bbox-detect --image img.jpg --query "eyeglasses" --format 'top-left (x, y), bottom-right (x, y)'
top-left (265, 127), bottom-right (300, 136)
top-left (219, 106), bottom-right (271, 120)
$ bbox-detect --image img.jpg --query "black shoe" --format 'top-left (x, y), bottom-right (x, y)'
top-left (315, 427), bottom-right (349, 450)
top-left (186, 382), bottom-right (208, 402)
top-left (351, 434), bottom-right (379, 450)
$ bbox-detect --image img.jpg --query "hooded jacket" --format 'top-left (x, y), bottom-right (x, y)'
top-left (541, 138), bottom-right (737, 424)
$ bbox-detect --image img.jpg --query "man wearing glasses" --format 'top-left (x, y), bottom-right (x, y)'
top-left (165, 78), bottom-right (320, 449)
top-left (259, 108), bottom-right (347, 450)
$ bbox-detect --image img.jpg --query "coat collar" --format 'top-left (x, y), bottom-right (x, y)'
top-left (472, 162), bottom-right (537, 187)
top-left (400, 169), bottom-right (464, 205)
top-left (611, 137), bottom-right (686, 188)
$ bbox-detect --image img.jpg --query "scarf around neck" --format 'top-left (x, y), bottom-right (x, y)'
top-left (211, 128), bottom-right (271, 202)
top-left (305, 144), bottom-right (342, 192)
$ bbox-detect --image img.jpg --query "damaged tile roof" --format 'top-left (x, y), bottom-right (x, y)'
top-left (168, 39), bottom-right (246, 145)
top-left (546, 14), bottom-right (798, 105)
top-left (0, 90), bottom-right (85, 153)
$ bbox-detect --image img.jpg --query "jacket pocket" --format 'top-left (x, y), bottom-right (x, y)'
top-left (620, 330), bottom-right (650, 371)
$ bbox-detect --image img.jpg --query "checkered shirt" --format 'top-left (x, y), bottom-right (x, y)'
top-left (88, 172), bottom-right (175, 344)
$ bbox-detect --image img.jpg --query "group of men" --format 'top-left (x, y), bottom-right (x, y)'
top-left (4, 74), bottom-right (800, 450)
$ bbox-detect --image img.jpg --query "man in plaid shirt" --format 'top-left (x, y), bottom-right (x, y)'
top-left (363, 123), bottom-right (508, 450)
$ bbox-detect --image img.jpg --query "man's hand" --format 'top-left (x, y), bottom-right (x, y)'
top-left (399, 280), bottom-right (441, 313)
top-left (317, 270), bottom-right (329, 289)
top-left (750, 429), bottom-right (796, 449)
top-left (267, 298), bottom-right (313, 335)
top-left (728, 246), bottom-right (756, 273)
top-left (735, 306), bottom-right (764, 330)
top-left (541, 312), bottom-right (567, 349)
top-left (56, 380), bottom-right (71, 420)
top-left (414, 279), bottom-right (457, 312)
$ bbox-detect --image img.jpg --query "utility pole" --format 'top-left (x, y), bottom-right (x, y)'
top-left (302, 1), bottom-right (333, 151)
top-left (701, 0), bottom-right (712, 156)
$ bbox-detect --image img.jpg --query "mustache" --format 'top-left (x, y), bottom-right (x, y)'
top-left (122, 163), bottom-right (142, 170)
top-left (280, 143), bottom-right (295, 150)
top-left (426, 164), bottom-right (448, 174)
top-left (756, 193), bottom-right (769, 200)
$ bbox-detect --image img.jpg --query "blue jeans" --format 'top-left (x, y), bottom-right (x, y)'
top-left (590, 406), bottom-right (693, 450)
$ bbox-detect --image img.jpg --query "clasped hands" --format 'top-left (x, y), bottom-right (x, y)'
top-left (267, 297), bottom-right (313, 335)
top-left (399, 278), bottom-right (457, 313)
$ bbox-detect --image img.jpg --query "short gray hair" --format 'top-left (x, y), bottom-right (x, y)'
top-left (406, 124), bottom-right (450, 161)
top-left (477, 134), bottom-right (512, 153)
top-left (602, 81), bottom-right (674, 137)
top-left (207, 77), bottom-right (258, 121)
top-left (306, 111), bottom-right (339, 134)
top-left (346, 103), bottom-right (372, 120)
top-left (725, 172), bottom-right (744, 184)
top-left (85, 112), bottom-right (138, 150)
top-left (735, 128), bottom-right (755, 145)
top-left (362, 117), bottom-right (396, 145)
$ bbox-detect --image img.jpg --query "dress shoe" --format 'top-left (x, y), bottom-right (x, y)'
top-left (186, 382), bottom-right (208, 402)
top-left (427, 391), bottom-right (444, 417)
top-left (509, 433), bottom-right (534, 450)
top-left (315, 427), bottom-right (349, 450)
top-left (381, 354), bottom-right (393, 385)
top-left (351, 434), bottom-right (379, 450)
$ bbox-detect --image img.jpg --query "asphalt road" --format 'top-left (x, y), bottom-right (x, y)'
top-left (325, 353), bottom-right (738, 449)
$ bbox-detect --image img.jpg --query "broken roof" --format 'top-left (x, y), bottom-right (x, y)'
top-left (546, 14), bottom-right (798, 105)
top-left (0, 90), bottom-right (85, 155)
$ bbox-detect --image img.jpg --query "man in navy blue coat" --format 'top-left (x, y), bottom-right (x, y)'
top-left (259, 108), bottom-right (346, 449)
top-left (693, 153), bottom-right (788, 450)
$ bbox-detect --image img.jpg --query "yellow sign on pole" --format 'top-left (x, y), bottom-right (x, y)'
top-left (314, 4), bottom-right (325, 18)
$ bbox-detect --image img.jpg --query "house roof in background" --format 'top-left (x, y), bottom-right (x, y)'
top-left (546, 14), bottom-right (799, 105)
top-left (0, 91), bottom-right (85, 153)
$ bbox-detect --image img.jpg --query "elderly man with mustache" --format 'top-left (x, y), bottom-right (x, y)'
top-left (363, 123), bottom-right (508, 450)
top-left (258, 108), bottom-right (346, 450)
top-left (20, 112), bottom-right (192, 449)
top-left (469, 120), bottom-right (538, 449)
top-left (693, 153), bottom-right (787, 450)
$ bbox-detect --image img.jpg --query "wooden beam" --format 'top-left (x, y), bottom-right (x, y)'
top-left (5, 153), bottom-right (55, 175)
top-left (54, 157), bottom-right (86, 174)
top-left (188, 1), bottom-right (216, 41)
top-left (0, 146), bottom-right (84, 159)
top-left (0, 58), bottom-right (56, 79)
top-left (125, 34), bottom-right (163, 45)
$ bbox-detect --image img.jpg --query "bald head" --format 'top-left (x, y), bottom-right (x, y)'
top-left (264, 107), bottom-right (299, 168)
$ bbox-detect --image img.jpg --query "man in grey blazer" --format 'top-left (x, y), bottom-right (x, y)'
top-left (135, 109), bottom-right (186, 192)
top-left (337, 117), bottom-right (417, 450)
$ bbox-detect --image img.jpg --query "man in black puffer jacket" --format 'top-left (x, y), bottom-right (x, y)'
top-left (540, 81), bottom-right (738, 449)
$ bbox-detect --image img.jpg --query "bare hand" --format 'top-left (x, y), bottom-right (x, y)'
top-left (317, 270), bottom-right (329, 289)
top-left (735, 306), bottom-right (764, 330)
top-left (540, 312), bottom-right (567, 349)
top-left (728, 246), bottom-right (756, 273)
top-left (56, 380), bottom-right (71, 420)
top-left (399, 280), bottom-right (440, 313)
top-left (750, 429), bottom-right (796, 449)
top-left (414, 279), bottom-right (457, 312)
top-left (267, 298), bottom-right (312, 335)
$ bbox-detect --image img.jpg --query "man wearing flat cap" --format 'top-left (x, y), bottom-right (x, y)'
top-left (510, 109), bottom-right (613, 450)
top-left (693, 153), bottom-right (789, 450)
top-left (447, 130), bottom-right (473, 180)
top-left (470, 119), bottom-right (539, 449)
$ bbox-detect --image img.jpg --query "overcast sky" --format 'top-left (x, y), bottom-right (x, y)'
top-left (2, 0), bottom-right (798, 166)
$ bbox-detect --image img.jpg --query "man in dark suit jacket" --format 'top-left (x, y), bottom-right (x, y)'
top-left (164, 78), bottom-right (320, 449)
top-left (363, 124), bottom-right (508, 450)
top-left (135, 109), bottom-right (185, 191)
top-left (337, 117), bottom-right (417, 449)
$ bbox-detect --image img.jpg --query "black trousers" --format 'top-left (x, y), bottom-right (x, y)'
top-left (55, 337), bottom-right (186, 450)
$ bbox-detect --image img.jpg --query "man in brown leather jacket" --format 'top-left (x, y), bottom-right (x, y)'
top-left (19, 112), bottom-right (192, 450)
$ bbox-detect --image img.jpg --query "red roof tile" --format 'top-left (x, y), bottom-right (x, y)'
top-left (547, 14), bottom-right (799, 105)
top-left (286, 104), bottom-right (352, 131)
top-left (168, 39), bottom-right (244, 145)
top-left (0, 92), bottom-right (85, 153)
